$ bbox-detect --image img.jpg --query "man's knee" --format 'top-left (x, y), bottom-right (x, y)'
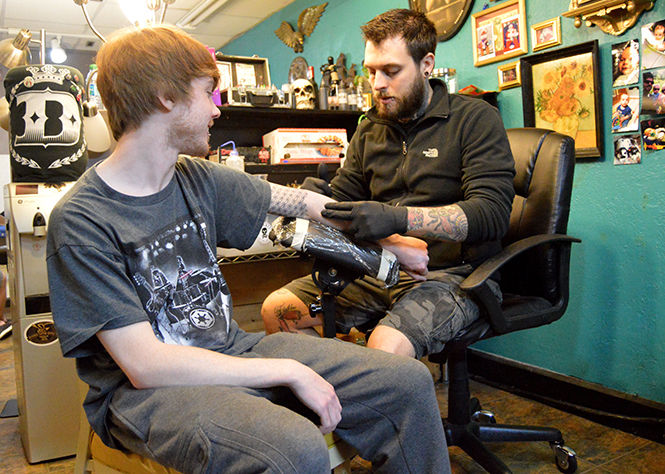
top-left (179, 416), bottom-right (331, 473)
top-left (261, 288), bottom-right (311, 334)
top-left (366, 325), bottom-right (416, 358)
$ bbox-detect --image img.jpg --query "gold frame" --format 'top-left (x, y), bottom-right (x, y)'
top-left (531, 17), bottom-right (562, 52)
top-left (497, 61), bottom-right (521, 89)
top-left (471, 0), bottom-right (528, 67)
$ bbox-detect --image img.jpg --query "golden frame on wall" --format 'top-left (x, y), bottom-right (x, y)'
top-left (497, 60), bottom-right (521, 90)
top-left (471, 0), bottom-right (528, 67)
top-left (531, 17), bottom-right (562, 52)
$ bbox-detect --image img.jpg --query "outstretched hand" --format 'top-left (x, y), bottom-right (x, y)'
top-left (322, 201), bottom-right (408, 241)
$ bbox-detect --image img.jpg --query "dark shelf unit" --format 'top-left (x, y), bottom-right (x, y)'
top-left (210, 106), bottom-right (362, 149)
top-left (209, 107), bottom-right (360, 185)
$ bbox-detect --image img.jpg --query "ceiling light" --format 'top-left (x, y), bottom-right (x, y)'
top-left (74, 0), bottom-right (176, 42)
top-left (49, 36), bottom-right (67, 64)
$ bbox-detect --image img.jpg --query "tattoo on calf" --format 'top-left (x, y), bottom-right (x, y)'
top-left (275, 303), bottom-right (306, 333)
top-left (269, 184), bottom-right (308, 217)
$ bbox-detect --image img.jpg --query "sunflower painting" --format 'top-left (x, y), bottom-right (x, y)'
top-left (532, 52), bottom-right (596, 148)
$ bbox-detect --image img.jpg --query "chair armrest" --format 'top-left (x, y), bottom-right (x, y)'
top-left (460, 234), bottom-right (581, 292)
top-left (459, 234), bottom-right (580, 334)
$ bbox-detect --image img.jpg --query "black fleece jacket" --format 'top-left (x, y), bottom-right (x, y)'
top-left (329, 79), bottom-right (516, 269)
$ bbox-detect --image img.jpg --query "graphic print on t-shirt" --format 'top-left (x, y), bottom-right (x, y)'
top-left (129, 215), bottom-right (233, 349)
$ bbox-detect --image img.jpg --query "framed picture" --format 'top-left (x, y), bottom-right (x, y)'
top-left (471, 0), bottom-right (527, 67)
top-left (531, 17), bottom-right (561, 52)
top-left (520, 40), bottom-right (602, 158)
top-left (497, 61), bottom-right (521, 90)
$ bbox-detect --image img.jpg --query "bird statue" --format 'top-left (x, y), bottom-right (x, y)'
top-left (274, 3), bottom-right (327, 53)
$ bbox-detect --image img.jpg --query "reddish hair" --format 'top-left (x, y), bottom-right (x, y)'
top-left (96, 25), bottom-right (219, 140)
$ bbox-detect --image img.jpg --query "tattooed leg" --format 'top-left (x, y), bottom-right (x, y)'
top-left (261, 288), bottom-right (322, 335)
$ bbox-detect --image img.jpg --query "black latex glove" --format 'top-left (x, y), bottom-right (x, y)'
top-left (321, 201), bottom-right (408, 241)
top-left (300, 177), bottom-right (333, 197)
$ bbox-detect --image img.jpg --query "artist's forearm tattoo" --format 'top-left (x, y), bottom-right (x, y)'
top-left (407, 206), bottom-right (468, 241)
top-left (269, 183), bottom-right (308, 218)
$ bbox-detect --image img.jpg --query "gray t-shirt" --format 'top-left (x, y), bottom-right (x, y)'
top-left (46, 156), bottom-right (271, 446)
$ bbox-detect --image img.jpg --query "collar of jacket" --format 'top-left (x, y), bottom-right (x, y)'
top-left (364, 78), bottom-right (450, 129)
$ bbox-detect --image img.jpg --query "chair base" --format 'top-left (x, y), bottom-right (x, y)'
top-left (445, 419), bottom-right (565, 473)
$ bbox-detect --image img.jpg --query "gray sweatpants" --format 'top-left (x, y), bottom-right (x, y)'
top-left (107, 332), bottom-right (451, 473)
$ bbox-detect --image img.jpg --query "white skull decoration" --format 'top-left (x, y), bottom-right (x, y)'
top-left (292, 79), bottom-right (316, 109)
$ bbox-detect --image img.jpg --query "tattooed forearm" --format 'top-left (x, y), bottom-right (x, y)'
top-left (406, 205), bottom-right (468, 241)
top-left (268, 183), bottom-right (308, 218)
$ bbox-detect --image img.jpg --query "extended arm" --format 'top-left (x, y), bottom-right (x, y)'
top-left (268, 182), bottom-right (429, 277)
top-left (97, 322), bottom-right (342, 433)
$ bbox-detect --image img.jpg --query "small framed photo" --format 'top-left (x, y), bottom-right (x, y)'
top-left (497, 61), bottom-right (521, 90)
top-left (531, 18), bottom-right (561, 52)
top-left (471, 0), bottom-right (528, 67)
top-left (613, 134), bottom-right (641, 165)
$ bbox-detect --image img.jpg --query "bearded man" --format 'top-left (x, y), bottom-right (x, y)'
top-left (262, 8), bottom-right (516, 360)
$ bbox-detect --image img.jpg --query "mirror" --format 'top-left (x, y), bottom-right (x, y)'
top-left (409, 0), bottom-right (475, 42)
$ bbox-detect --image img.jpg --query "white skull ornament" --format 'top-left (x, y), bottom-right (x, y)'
top-left (292, 79), bottom-right (316, 109)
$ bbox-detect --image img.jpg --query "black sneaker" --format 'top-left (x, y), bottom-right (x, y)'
top-left (0, 321), bottom-right (11, 340)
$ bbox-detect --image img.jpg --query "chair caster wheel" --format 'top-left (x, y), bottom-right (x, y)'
top-left (471, 409), bottom-right (496, 424)
top-left (551, 443), bottom-right (577, 473)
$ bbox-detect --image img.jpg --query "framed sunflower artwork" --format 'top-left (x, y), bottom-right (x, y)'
top-left (520, 40), bottom-right (602, 158)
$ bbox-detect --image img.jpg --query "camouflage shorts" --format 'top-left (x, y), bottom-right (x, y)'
top-left (284, 264), bottom-right (502, 359)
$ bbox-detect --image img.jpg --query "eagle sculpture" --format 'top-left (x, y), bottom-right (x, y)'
top-left (274, 3), bottom-right (327, 53)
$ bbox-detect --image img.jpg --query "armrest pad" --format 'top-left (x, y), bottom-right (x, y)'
top-left (460, 234), bottom-right (581, 291)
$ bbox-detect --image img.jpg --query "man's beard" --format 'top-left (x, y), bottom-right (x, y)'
top-left (167, 117), bottom-right (211, 157)
top-left (374, 77), bottom-right (426, 121)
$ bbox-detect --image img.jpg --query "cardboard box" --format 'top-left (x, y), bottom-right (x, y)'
top-left (262, 128), bottom-right (348, 164)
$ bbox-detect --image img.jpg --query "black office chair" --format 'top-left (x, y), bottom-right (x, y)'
top-left (421, 128), bottom-right (580, 473)
top-left (304, 128), bottom-right (580, 472)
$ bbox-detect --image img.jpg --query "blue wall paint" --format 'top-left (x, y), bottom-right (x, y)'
top-left (224, 0), bottom-right (665, 403)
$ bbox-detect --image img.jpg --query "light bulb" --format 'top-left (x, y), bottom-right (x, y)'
top-left (50, 37), bottom-right (67, 64)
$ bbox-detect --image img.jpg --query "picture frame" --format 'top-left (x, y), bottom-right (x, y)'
top-left (497, 61), bottom-right (521, 90)
top-left (521, 40), bottom-right (602, 158)
top-left (471, 0), bottom-right (528, 67)
top-left (531, 17), bottom-right (561, 52)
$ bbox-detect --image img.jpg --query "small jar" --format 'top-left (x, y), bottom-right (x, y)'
top-left (441, 68), bottom-right (457, 93)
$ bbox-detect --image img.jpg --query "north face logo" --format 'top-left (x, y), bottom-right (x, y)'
top-left (423, 148), bottom-right (438, 158)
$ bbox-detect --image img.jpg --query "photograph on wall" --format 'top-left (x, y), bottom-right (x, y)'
top-left (641, 117), bottom-right (665, 150)
top-left (471, 0), bottom-right (527, 66)
top-left (531, 17), bottom-right (561, 52)
top-left (497, 61), bottom-right (521, 90)
top-left (641, 20), bottom-right (665, 70)
top-left (613, 134), bottom-right (641, 165)
top-left (476, 23), bottom-right (496, 61)
top-left (521, 41), bottom-right (602, 158)
top-left (611, 87), bottom-right (639, 132)
top-left (611, 39), bottom-right (640, 87)
top-left (641, 68), bottom-right (665, 115)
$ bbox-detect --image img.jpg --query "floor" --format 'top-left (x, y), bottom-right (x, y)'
top-left (2, 315), bottom-right (665, 473)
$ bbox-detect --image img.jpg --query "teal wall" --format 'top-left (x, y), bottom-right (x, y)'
top-left (223, 0), bottom-right (665, 404)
